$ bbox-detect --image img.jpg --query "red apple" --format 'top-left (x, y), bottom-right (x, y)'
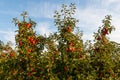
top-left (26, 23), bottom-right (32, 28)
top-left (67, 26), bottom-right (72, 33)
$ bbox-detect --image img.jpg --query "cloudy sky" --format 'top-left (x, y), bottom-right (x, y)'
top-left (0, 0), bottom-right (120, 47)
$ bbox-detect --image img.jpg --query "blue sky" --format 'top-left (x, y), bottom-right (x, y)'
top-left (0, 0), bottom-right (120, 47)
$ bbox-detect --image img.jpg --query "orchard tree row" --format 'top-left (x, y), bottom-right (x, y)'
top-left (0, 4), bottom-right (120, 80)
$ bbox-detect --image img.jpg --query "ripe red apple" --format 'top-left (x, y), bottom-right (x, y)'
top-left (29, 36), bottom-right (35, 45)
top-left (26, 23), bottom-right (32, 28)
top-left (1, 53), bottom-right (6, 57)
top-left (28, 49), bottom-right (32, 53)
top-left (19, 41), bottom-right (22, 47)
top-left (102, 27), bottom-right (108, 35)
top-left (27, 72), bottom-right (31, 76)
top-left (64, 66), bottom-right (67, 71)
top-left (31, 67), bottom-right (35, 72)
top-left (67, 26), bottom-right (72, 33)
top-left (18, 23), bottom-right (22, 27)
top-left (68, 47), bottom-right (75, 52)
top-left (10, 52), bottom-right (16, 57)
top-left (97, 36), bottom-right (101, 40)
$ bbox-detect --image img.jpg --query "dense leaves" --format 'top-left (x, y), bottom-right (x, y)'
top-left (0, 4), bottom-right (120, 80)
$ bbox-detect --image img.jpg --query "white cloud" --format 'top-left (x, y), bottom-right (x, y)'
top-left (27, 2), bottom-right (60, 19)
top-left (82, 33), bottom-right (94, 41)
top-left (102, 0), bottom-right (120, 4)
top-left (108, 15), bottom-right (120, 43)
top-left (36, 22), bottom-right (52, 36)
top-left (75, 7), bottom-right (108, 28)
top-left (92, 0), bottom-right (120, 7)
top-left (74, 7), bottom-right (108, 41)
top-left (0, 30), bottom-right (16, 48)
